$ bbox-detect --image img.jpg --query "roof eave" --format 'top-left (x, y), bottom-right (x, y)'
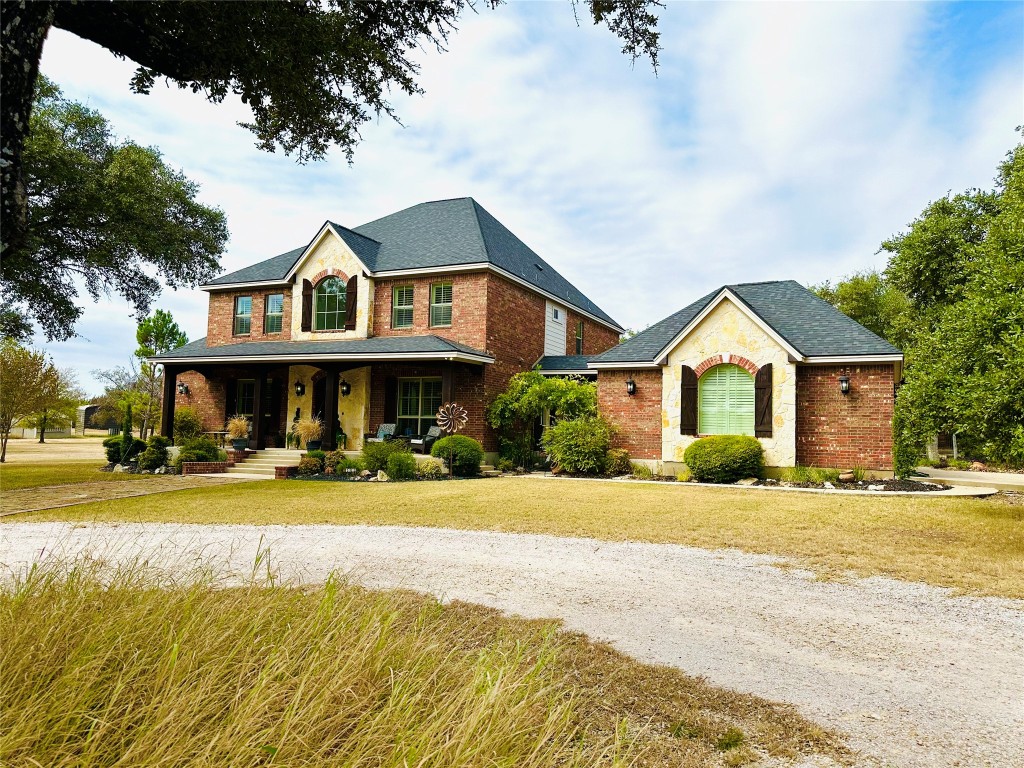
top-left (150, 350), bottom-right (494, 366)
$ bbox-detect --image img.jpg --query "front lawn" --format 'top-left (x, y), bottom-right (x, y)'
top-left (12, 474), bottom-right (1024, 599)
top-left (0, 561), bottom-right (844, 767)
top-left (0, 459), bottom-right (159, 491)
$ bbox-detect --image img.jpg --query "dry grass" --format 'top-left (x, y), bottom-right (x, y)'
top-left (0, 560), bottom-right (846, 767)
top-left (0, 460), bottom-right (155, 491)
top-left (11, 473), bottom-right (1024, 599)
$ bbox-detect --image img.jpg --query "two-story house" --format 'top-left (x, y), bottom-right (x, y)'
top-left (151, 197), bottom-right (623, 454)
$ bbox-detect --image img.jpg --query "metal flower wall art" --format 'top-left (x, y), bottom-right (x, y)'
top-left (436, 402), bottom-right (469, 434)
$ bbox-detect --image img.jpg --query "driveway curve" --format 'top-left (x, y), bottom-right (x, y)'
top-left (1, 522), bottom-right (1021, 768)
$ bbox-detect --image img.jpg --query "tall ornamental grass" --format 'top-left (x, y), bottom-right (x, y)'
top-left (0, 561), bottom-right (634, 767)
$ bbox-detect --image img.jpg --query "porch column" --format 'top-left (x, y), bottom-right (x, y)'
top-left (323, 367), bottom-right (339, 451)
top-left (251, 368), bottom-right (266, 450)
top-left (441, 364), bottom-right (455, 404)
top-left (160, 366), bottom-right (178, 442)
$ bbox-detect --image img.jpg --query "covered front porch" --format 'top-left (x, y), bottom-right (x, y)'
top-left (153, 336), bottom-right (494, 452)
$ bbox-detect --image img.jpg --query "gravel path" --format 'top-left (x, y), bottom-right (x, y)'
top-left (2, 522), bottom-right (1021, 768)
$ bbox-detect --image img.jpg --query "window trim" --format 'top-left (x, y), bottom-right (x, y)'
top-left (313, 276), bottom-right (347, 332)
top-left (263, 293), bottom-right (284, 334)
top-left (396, 377), bottom-right (443, 436)
top-left (233, 296), bottom-right (252, 336)
top-left (697, 363), bottom-right (755, 437)
top-left (392, 285), bottom-right (414, 329)
top-left (429, 282), bottom-right (453, 328)
top-left (575, 320), bottom-right (584, 355)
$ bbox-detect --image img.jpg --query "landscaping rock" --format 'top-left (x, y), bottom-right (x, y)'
top-left (735, 477), bottom-right (758, 485)
top-left (112, 464), bottom-right (124, 473)
top-left (971, 461), bottom-right (986, 471)
top-left (377, 471), bottom-right (389, 482)
top-left (359, 469), bottom-right (371, 478)
top-left (823, 481), bottom-right (835, 489)
top-left (868, 484), bottom-right (885, 491)
top-left (839, 471), bottom-right (856, 483)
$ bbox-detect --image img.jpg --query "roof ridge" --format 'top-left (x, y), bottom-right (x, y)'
top-left (327, 221), bottom-right (382, 245)
top-left (465, 198), bottom-right (494, 263)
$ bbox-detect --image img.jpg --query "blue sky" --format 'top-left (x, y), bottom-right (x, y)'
top-left (33, 1), bottom-right (1024, 393)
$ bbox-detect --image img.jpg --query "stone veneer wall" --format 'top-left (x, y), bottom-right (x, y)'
top-left (796, 364), bottom-right (895, 470)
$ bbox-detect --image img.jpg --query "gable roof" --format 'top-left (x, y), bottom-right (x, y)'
top-left (591, 280), bottom-right (902, 366)
top-left (201, 198), bottom-right (621, 331)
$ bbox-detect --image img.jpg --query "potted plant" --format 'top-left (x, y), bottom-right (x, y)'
top-left (226, 414), bottom-right (250, 451)
top-left (294, 416), bottom-right (323, 451)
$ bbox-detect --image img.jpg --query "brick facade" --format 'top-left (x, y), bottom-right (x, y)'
top-left (181, 461), bottom-right (230, 475)
top-left (795, 364), bottom-right (895, 470)
top-left (372, 273), bottom-right (488, 351)
top-left (597, 369), bottom-right (663, 460)
top-left (207, 288), bottom-right (292, 347)
top-left (565, 309), bottom-right (621, 356)
top-left (694, 354), bottom-right (758, 377)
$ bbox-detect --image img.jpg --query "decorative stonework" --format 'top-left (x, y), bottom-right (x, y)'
top-left (310, 267), bottom-right (349, 285)
top-left (694, 354), bottom-right (758, 378)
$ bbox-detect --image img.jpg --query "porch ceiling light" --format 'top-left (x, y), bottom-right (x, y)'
top-left (339, 379), bottom-right (351, 397)
top-left (294, 381), bottom-right (305, 397)
top-left (625, 377), bottom-right (637, 396)
top-left (838, 375), bottom-right (851, 395)
top-left (176, 382), bottom-right (189, 396)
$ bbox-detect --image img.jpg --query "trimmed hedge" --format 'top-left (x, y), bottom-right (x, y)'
top-left (102, 435), bottom-right (146, 465)
top-left (385, 451), bottom-right (417, 480)
top-left (172, 436), bottom-right (221, 472)
top-left (361, 440), bottom-right (409, 473)
top-left (431, 435), bottom-right (483, 477)
top-left (541, 416), bottom-right (613, 476)
top-left (297, 456), bottom-right (323, 476)
top-left (683, 435), bottom-right (764, 484)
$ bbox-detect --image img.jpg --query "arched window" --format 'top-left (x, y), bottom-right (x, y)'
top-left (314, 277), bottom-right (346, 330)
top-left (698, 364), bottom-right (754, 435)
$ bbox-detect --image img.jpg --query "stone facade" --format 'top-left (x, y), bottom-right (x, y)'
top-left (598, 369), bottom-right (663, 460)
top-left (290, 230), bottom-right (374, 341)
top-left (796, 364), bottom-right (895, 470)
top-left (661, 298), bottom-right (797, 467)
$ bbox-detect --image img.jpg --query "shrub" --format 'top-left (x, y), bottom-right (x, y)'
top-left (417, 457), bottom-right (446, 479)
top-left (305, 449), bottom-right (327, 464)
top-left (137, 435), bottom-right (171, 471)
top-left (780, 465), bottom-right (840, 484)
top-left (496, 458), bottom-right (515, 473)
top-left (683, 435), bottom-right (764, 484)
top-left (386, 451), bottom-right (417, 481)
top-left (102, 435), bottom-right (146, 464)
top-left (338, 457), bottom-right (364, 474)
top-left (630, 462), bottom-right (654, 480)
top-left (362, 440), bottom-right (407, 472)
top-left (541, 416), bottom-right (613, 475)
top-left (324, 450), bottom-right (345, 472)
top-left (605, 448), bottom-right (632, 476)
top-left (431, 435), bottom-right (484, 477)
top-left (172, 436), bottom-right (221, 471)
top-left (297, 456), bottom-right (323, 476)
top-left (173, 407), bottom-right (204, 443)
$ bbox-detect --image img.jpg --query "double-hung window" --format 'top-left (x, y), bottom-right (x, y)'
top-left (233, 296), bottom-right (252, 335)
top-left (314, 277), bottom-right (346, 331)
top-left (397, 378), bottom-right (442, 436)
top-left (392, 285), bottom-right (414, 328)
top-left (430, 282), bottom-right (452, 327)
top-left (698, 364), bottom-right (755, 436)
top-left (235, 380), bottom-right (256, 417)
top-left (264, 294), bottom-right (284, 333)
top-left (575, 320), bottom-right (584, 354)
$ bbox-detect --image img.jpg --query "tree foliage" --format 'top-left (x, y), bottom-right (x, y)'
top-left (1, 0), bottom-right (661, 267)
top-left (3, 78), bottom-right (227, 340)
top-left (0, 309), bottom-right (34, 344)
top-left (135, 309), bottom-right (189, 359)
top-left (811, 270), bottom-right (915, 352)
top-left (0, 340), bottom-right (54, 462)
top-left (24, 366), bottom-right (86, 444)
top-left (486, 370), bottom-right (599, 467)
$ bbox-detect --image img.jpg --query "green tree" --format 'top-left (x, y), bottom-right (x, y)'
top-left (25, 366), bottom-right (86, 444)
top-left (0, 340), bottom-right (52, 462)
top-left (0, 309), bottom-right (33, 344)
top-left (91, 365), bottom-right (157, 440)
top-left (2, 0), bottom-right (660, 276)
top-left (811, 270), bottom-right (915, 351)
top-left (135, 309), bottom-right (189, 439)
top-left (889, 139), bottom-right (1024, 473)
top-left (3, 78), bottom-right (227, 341)
top-left (486, 370), bottom-right (598, 467)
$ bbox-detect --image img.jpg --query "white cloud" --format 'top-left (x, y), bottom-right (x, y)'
top-left (31, 3), bottom-right (1023, 392)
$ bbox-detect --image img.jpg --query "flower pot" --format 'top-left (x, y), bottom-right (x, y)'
top-left (305, 440), bottom-right (322, 452)
top-left (231, 438), bottom-right (249, 451)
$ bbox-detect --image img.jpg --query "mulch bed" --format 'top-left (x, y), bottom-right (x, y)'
top-left (756, 478), bottom-right (951, 492)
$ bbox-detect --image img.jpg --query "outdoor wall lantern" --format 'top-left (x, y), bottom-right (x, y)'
top-left (176, 382), bottom-right (189, 396)
top-left (339, 379), bottom-right (352, 397)
top-left (294, 381), bottom-right (305, 397)
top-left (625, 377), bottom-right (637, 396)
top-left (838, 375), bottom-right (851, 395)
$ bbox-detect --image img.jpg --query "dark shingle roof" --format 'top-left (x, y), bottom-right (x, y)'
top-left (591, 280), bottom-right (901, 365)
top-left (537, 355), bottom-right (595, 372)
top-left (202, 198), bottom-right (620, 329)
top-left (152, 335), bottom-right (492, 362)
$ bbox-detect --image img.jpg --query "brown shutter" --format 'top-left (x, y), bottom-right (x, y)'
top-left (301, 279), bottom-right (313, 332)
top-left (383, 376), bottom-right (398, 424)
top-left (755, 363), bottom-right (773, 438)
top-left (680, 366), bottom-right (698, 436)
top-left (344, 274), bottom-right (358, 330)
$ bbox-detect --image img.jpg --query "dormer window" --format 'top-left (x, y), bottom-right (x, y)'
top-left (314, 277), bottom-right (346, 331)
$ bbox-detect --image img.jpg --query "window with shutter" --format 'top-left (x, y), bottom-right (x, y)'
top-left (698, 364), bottom-right (755, 436)
top-left (393, 286), bottom-right (414, 328)
top-left (430, 282), bottom-right (452, 327)
top-left (314, 277), bottom-right (346, 330)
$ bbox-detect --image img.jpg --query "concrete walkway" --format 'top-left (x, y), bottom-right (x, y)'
top-left (917, 466), bottom-right (1024, 491)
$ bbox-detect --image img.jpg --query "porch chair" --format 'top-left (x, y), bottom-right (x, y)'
top-left (408, 426), bottom-right (442, 454)
top-left (366, 423), bottom-right (396, 444)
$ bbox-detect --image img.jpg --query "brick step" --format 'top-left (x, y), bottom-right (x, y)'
top-left (480, 464), bottom-right (496, 472)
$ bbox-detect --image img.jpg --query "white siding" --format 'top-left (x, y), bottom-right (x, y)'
top-left (544, 301), bottom-right (567, 356)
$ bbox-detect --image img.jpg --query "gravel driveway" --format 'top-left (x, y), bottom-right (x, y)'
top-left (2, 522), bottom-right (1021, 768)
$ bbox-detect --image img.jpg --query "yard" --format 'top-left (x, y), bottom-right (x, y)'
top-left (3, 462), bottom-right (1022, 599)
